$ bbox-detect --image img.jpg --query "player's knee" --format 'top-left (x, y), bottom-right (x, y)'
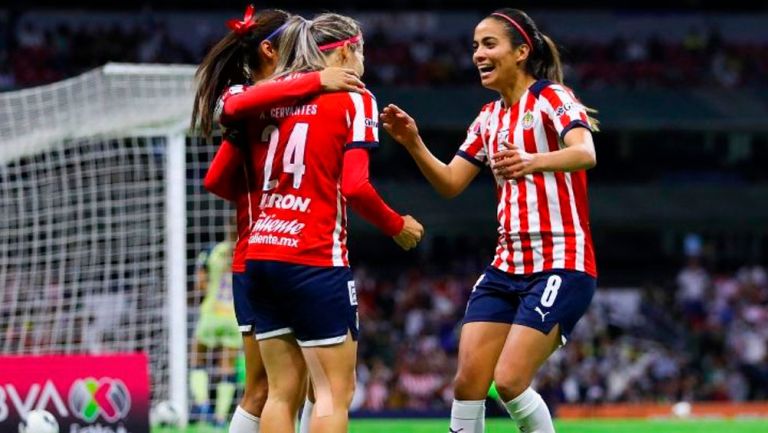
top-left (493, 368), bottom-right (531, 401)
top-left (453, 369), bottom-right (485, 400)
top-left (344, 379), bottom-right (356, 407)
top-left (240, 381), bottom-right (268, 414)
top-left (317, 377), bottom-right (355, 410)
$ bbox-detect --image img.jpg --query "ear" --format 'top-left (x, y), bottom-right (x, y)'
top-left (260, 40), bottom-right (278, 61)
top-left (516, 43), bottom-right (531, 62)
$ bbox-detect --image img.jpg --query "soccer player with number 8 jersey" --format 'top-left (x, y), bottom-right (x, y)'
top-left (382, 8), bottom-right (599, 433)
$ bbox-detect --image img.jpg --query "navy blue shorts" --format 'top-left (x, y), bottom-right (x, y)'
top-left (463, 266), bottom-right (596, 345)
top-left (244, 260), bottom-right (359, 347)
top-left (233, 271), bottom-right (257, 333)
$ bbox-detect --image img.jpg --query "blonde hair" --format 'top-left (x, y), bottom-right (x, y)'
top-left (273, 13), bottom-right (362, 79)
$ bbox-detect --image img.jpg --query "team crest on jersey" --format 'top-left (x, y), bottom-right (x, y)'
top-left (521, 110), bottom-right (535, 129)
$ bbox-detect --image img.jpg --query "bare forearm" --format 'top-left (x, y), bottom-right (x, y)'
top-left (406, 138), bottom-right (459, 198)
top-left (533, 143), bottom-right (596, 173)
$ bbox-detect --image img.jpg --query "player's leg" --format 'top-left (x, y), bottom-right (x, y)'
top-left (494, 270), bottom-right (596, 433)
top-left (301, 333), bottom-right (357, 433)
top-left (286, 264), bottom-right (359, 433)
top-left (451, 322), bottom-right (508, 433)
top-left (258, 334), bottom-right (307, 433)
top-left (494, 324), bottom-right (560, 433)
top-left (229, 269), bottom-right (269, 433)
top-left (248, 260), bottom-right (306, 433)
top-left (450, 267), bottom-right (519, 433)
top-left (229, 334), bottom-right (268, 433)
top-left (298, 377), bottom-right (314, 433)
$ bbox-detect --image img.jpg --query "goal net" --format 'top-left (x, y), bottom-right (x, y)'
top-left (0, 63), bottom-right (230, 424)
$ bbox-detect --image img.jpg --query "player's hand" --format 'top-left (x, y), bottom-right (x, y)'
top-left (393, 215), bottom-right (424, 251)
top-left (380, 104), bottom-right (421, 149)
top-left (491, 141), bottom-right (537, 179)
top-left (319, 67), bottom-right (365, 93)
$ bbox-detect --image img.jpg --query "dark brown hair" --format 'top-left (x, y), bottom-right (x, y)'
top-left (489, 8), bottom-right (563, 84)
top-left (489, 8), bottom-right (599, 130)
top-left (191, 9), bottom-right (289, 138)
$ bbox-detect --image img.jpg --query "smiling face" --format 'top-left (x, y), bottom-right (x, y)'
top-left (472, 17), bottom-right (530, 91)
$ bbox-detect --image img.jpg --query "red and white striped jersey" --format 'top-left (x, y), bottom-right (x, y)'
top-left (246, 86), bottom-right (380, 267)
top-left (457, 80), bottom-right (597, 277)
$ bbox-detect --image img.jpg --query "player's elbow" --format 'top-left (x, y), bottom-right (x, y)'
top-left (436, 181), bottom-right (466, 199)
top-left (202, 173), bottom-right (223, 195)
top-left (203, 175), bottom-right (235, 201)
top-left (583, 147), bottom-right (597, 169)
top-left (438, 187), bottom-right (461, 199)
top-left (341, 179), bottom-right (367, 200)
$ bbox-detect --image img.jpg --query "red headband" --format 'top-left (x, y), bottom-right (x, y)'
top-left (491, 12), bottom-right (534, 52)
top-left (318, 34), bottom-right (362, 52)
top-left (227, 4), bottom-right (257, 36)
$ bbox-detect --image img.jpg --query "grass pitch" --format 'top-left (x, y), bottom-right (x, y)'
top-left (160, 417), bottom-right (768, 433)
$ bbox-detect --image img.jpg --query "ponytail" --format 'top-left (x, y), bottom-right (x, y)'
top-left (273, 16), bottom-right (327, 79)
top-left (539, 34), bottom-right (563, 84)
top-left (191, 33), bottom-right (249, 137)
top-left (191, 8), bottom-right (289, 138)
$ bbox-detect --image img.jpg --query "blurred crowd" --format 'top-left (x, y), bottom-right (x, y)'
top-left (2, 16), bottom-right (767, 90)
top-left (351, 258), bottom-right (768, 411)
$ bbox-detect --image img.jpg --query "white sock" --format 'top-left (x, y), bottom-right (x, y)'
top-left (298, 399), bottom-right (314, 433)
top-left (450, 399), bottom-right (485, 433)
top-left (229, 406), bottom-right (260, 433)
top-left (503, 387), bottom-right (555, 433)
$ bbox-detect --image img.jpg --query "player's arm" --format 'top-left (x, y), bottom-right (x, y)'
top-left (220, 68), bottom-right (364, 123)
top-left (341, 148), bottom-right (403, 236)
top-left (491, 85), bottom-right (596, 179)
top-left (491, 128), bottom-right (596, 180)
top-left (203, 136), bottom-right (243, 202)
top-left (341, 148), bottom-right (423, 250)
top-left (381, 104), bottom-right (481, 198)
top-left (203, 123), bottom-right (249, 201)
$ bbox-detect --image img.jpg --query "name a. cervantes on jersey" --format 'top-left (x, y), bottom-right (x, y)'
top-left (260, 193), bottom-right (312, 213)
top-left (251, 214), bottom-right (306, 237)
top-left (268, 104), bottom-right (319, 119)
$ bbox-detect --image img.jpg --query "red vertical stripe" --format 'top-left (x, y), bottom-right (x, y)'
top-left (543, 114), bottom-right (577, 270)
top-left (492, 183), bottom-right (509, 269)
top-left (523, 94), bottom-right (554, 271)
top-left (514, 95), bottom-right (534, 274)
top-left (504, 103), bottom-right (525, 273)
top-left (492, 103), bottom-right (508, 270)
top-left (570, 170), bottom-right (597, 276)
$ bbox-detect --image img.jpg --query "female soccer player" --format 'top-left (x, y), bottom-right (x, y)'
top-left (235, 13), bottom-right (424, 433)
top-left (191, 5), bottom-right (364, 432)
top-left (381, 8), bottom-right (598, 433)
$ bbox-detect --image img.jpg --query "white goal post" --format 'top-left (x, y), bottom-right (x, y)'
top-left (0, 63), bottom-right (231, 426)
